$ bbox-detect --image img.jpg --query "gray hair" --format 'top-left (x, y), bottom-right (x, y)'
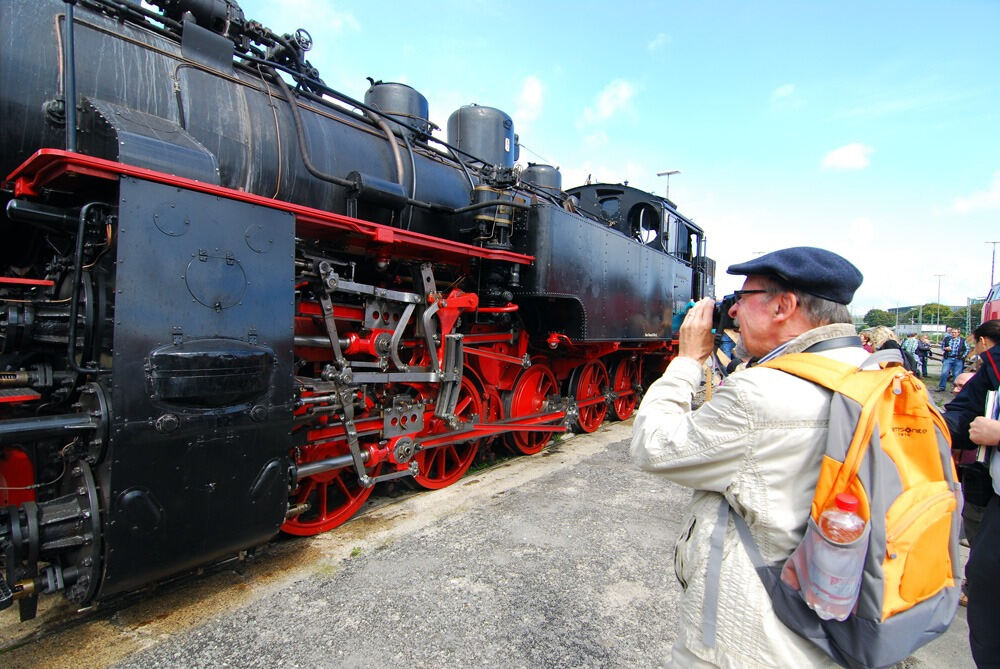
top-left (759, 276), bottom-right (853, 326)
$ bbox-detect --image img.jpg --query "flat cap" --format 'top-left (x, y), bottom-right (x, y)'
top-left (726, 246), bottom-right (863, 305)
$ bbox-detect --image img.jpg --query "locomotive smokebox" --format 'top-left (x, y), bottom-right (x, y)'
top-left (447, 105), bottom-right (518, 168)
top-left (364, 81), bottom-right (431, 138)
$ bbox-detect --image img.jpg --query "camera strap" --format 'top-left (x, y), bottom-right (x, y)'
top-left (803, 336), bottom-right (863, 354)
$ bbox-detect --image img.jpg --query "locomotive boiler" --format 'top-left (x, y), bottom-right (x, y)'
top-left (0, 0), bottom-right (715, 621)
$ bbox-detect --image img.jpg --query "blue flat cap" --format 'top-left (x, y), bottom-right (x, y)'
top-left (727, 246), bottom-right (863, 305)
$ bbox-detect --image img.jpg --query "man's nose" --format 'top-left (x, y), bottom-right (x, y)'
top-left (728, 302), bottom-right (739, 319)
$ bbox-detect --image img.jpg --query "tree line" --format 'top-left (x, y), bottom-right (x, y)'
top-left (862, 302), bottom-right (983, 329)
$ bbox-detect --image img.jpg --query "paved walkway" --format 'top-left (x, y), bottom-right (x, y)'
top-left (2, 364), bottom-right (976, 667)
top-left (8, 422), bottom-right (966, 668)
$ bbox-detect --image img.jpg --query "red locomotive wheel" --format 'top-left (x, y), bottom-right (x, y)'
top-left (610, 357), bottom-right (640, 421)
top-left (570, 360), bottom-right (609, 433)
top-left (282, 451), bottom-right (380, 536)
top-left (480, 385), bottom-right (504, 445)
top-left (504, 363), bottom-right (559, 455)
top-left (413, 375), bottom-right (484, 490)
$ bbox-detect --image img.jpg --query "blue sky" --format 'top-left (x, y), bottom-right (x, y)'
top-left (238, 0), bottom-right (999, 317)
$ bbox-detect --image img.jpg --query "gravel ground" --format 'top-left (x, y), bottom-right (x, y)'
top-left (105, 426), bottom-right (686, 668)
top-left (1, 363), bottom-right (975, 667)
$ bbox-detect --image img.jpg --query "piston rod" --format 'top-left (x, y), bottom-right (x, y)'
top-left (294, 451), bottom-right (367, 480)
top-left (0, 413), bottom-right (100, 445)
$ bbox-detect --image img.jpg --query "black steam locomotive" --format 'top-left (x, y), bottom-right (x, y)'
top-left (0, 0), bottom-right (714, 621)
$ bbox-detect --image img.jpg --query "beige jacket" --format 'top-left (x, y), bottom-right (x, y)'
top-left (631, 324), bottom-right (868, 668)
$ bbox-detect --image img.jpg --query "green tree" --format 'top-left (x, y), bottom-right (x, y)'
top-left (863, 309), bottom-right (895, 327)
top-left (948, 303), bottom-right (985, 331)
top-left (971, 301), bottom-right (983, 323)
top-left (919, 303), bottom-right (951, 325)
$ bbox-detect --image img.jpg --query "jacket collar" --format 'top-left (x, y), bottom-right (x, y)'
top-left (761, 323), bottom-right (861, 360)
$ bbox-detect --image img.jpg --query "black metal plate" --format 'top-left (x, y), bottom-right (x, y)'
top-left (100, 177), bottom-right (295, 597)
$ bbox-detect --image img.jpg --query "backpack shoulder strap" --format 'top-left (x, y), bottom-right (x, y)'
top-left (701, 499), bottom-right (731, 649)
top-left (762, 351), bottom-right (903, 401)
top-left (760, 352), bottom-right (856, 390)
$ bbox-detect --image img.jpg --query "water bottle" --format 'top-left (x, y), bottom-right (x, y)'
top-left (804, 492), bottom-right (868, 621)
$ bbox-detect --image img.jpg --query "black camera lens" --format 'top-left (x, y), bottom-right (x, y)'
top-left (713, 294), bottom-right (738, 334)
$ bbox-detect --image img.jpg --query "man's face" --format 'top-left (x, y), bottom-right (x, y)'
top-left (953, 373), bottom-right (973, 394)
top-left (949, 328), bottom-right (960, 338)
top-left (728, 276), bottom-right (777, 358)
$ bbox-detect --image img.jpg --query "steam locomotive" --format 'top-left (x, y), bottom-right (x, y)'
top-left (0, 0), bottom-right (714, 621)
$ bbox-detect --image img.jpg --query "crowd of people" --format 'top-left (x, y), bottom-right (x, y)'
top-left (630, 246), bottom-right (996, 668)
top-left (857, 325), bottom-right (975, 386)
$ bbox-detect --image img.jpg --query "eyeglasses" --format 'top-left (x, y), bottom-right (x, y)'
top-left (732, 289), bottom-right (768, 302)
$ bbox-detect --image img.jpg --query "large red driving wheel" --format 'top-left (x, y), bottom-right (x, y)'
top-left (504, 363), bottom-right (559, 455)
top-left (610, 357), bottom-right (640, 421)
top-left (480, 385), bottom-right (504, 446)
top-left (413, 375), bottom-right (484, 489)
top-left (282, 445), bottom-right (380, 536)
top-left (569, 359), bottom-right (609, 433)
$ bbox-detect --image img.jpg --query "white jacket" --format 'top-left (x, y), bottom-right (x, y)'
top-left (631, 324), bottom-right (869, 668)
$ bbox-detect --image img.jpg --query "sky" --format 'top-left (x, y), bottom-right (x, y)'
top-left (236, 0), bottom-right (999, 316)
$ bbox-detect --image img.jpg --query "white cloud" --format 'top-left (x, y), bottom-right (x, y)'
top-left (582, 80), bottom-right (636, 124)
top-left (582, 131), bottom-right (608, 149)
top-left (647, 33), bottom-right (669, 53)
top-left (770, 83), bottom-right (803, 111)
top-left (953, 171), bottom-right (1000, 213)
top-left (772, 83), bottom-right (795, 100)
top-left (821, 143), bottom-right (873, 170)
top-left (514, 75), bottom-right (544, 132)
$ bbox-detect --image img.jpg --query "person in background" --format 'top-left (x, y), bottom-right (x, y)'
top-left (942, 319), bottom-right (1000, 664)
top-left (632, 246), bottom-right (864, 667)
top-left (953, 371), bottom-right (973, 394)
top-left (949, 371), bottom-right (978, 608)
top-left (861, 325), bottom-right (915, 372)
top-left (966, 333), bottom-right (981, 372)
top-left (902, 332), bottom-right (921, 376)
top-left (938, 327), bottom-right (970, 391)
top-left (860, 331), bottom-right (874, 353)
top-left (916, 335), bottom-right (933, 377)
top-left (719, 329), bottom-right (737, 359)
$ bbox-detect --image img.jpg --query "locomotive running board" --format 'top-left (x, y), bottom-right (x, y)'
top-left (5, 150), bottom-right (536, 266)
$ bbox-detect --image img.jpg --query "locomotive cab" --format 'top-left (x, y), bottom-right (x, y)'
top-left (567, 182), bottom-right (713, 300)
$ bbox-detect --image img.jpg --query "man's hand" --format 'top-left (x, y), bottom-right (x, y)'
top-left (969, 416), bottom-right (1000, 447)
top-left (678, 297), bottom-right (716, 364)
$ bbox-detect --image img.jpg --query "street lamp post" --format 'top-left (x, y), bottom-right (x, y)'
top-left (934, 273), bottom-right (944, 337)
top-left (987, 241), bottom-right (1000, 288)
top-left (656, 170), bottom-right (680, 199)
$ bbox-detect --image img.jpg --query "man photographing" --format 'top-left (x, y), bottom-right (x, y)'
top-left (631, 247), bottom-right (865, 667)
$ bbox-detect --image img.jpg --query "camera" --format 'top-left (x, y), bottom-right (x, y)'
top-left (712, 293), bottom-right (738, 336)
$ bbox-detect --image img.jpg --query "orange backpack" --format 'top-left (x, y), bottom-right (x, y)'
top-left (730, 352), bottom-right (962, 668)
